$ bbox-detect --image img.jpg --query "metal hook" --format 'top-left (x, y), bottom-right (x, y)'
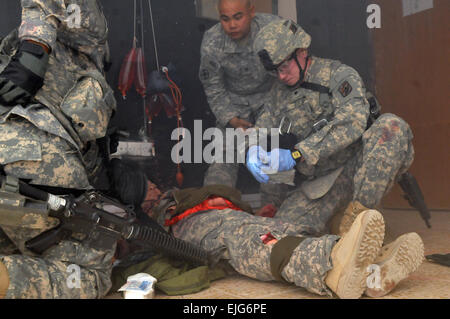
top-left (279, 116), bottom-right (292, 135)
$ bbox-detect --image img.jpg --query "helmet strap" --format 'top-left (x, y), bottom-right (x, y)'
top-left (292, 51), bottom-right (310, 87)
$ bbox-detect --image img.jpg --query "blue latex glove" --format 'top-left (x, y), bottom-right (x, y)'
top-left (246, 145), bottom-right (270, 184)
top-left (266, 148), bottom-right (297, 172)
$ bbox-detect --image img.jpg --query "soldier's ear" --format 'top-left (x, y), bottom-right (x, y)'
top-left (249, 4), bottom-right (256, 18)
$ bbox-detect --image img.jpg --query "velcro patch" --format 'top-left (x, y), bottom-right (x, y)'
top-left (339, 81), bottom-right (353, 97)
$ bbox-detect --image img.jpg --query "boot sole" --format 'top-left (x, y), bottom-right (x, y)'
top-left (365, 232), bottom-right (424, 297)
top-left (335, 210), bottom-right (385, 299)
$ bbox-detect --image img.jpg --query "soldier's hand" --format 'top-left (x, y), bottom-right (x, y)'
top-left (246, 145), bottom-right (270, 184)
top-left (0, 41), bottom-right (49, 106)
top-left (229, 117), bottom-right (253, 130)
top-left (265, 148), bottom-right (297, 172)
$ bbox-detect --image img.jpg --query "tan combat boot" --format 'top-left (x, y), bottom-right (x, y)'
top-left (329, 201), bottom-right (369, 237)
top-left (365, 232), bottom-right (425, 297)
top-left (325, 210), bottom-right (385, 299)
top-left (329, 201), bottom-right (396, 244)
top-left (0, 260), bottom-right (9, 299)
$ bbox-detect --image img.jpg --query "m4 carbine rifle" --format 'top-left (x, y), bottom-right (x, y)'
top-left (0, 175), bottom-right (214, 266)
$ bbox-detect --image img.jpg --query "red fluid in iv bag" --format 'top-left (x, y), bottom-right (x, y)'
top-left (146, 94), bottom-right (164, 118)
top-left (160, 93), bottom-right (177, 118)
top-left (118, 47), bottom-right (137, 98)
top-left (135, 47), bottom-right (148, 97)
top-left (176, 167), bottom-right (184, 187)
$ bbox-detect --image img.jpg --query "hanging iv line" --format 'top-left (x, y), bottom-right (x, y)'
top-left (148, 0), bottom-right (161, 71)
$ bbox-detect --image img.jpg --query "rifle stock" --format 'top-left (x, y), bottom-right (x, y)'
top-left (398, 172), bottom-right (432, 228)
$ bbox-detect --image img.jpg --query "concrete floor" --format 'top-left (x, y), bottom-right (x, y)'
top-left (109, 209), bottom-right (450, 299)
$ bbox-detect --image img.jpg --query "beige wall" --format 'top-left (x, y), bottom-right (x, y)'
top-left (254, 0), bottom-right (273, 14)
top-left (197, 0), bottom-right (276, 20)
top-left (278, 0), bottom-right (297, 22)
top-left (256, 0), bottom-right (298, 21)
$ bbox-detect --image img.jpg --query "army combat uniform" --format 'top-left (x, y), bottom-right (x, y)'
top-left (152, 184), bottom-right (422, 299)
top-left (252, 22), bottom-right (415, 234)
top-left (0, 0), bottom-right (116, 299)
top-left (172, 208), bottom-right (340, 296)
top-left (152, 185), bottom-right (340, 297)
top-left (199, 13), bottom-right (287, 207)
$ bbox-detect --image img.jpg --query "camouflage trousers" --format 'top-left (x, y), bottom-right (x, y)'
top-left (171, 209), bottom-right (339, 296)
top-left (0, 224), bottom-right (115, 299)
top-left (275, 113), bottom-right (415, 234)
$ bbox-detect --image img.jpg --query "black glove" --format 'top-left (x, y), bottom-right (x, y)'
top-left (0, 41), bottom-right (49, 106)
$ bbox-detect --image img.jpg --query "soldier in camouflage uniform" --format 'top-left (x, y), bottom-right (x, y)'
top-left (137, 178), bottom-right (421, 299)
top-left (199, 0), bottom-right (287, 208)
top-left (0, 0), bottom-right (116, 299)
top-left (238, 19), bottom-right (425, 297)
top-left (245, 19), bottom-right (416, 236)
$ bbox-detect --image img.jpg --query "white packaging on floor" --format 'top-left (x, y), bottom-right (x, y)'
top-left (118, 273), bottom-right (158, 299)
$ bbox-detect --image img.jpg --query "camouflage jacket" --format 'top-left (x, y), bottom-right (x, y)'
top-left (199, 13), bottom-right (280, 127)
top-left (0, 0), bottom-right (116, 189)
top-left (256, 57), bottom-right (370, 179)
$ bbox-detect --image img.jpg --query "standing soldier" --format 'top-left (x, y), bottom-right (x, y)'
top-left (0, 0), bottom-right (116, 298)
top-left (199, 0), bottom-right (287, 208)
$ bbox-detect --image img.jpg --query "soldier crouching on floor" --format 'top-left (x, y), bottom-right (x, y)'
top-left (0, 0), bottom-right (116, 298)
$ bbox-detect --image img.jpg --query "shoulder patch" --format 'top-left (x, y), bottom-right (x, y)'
top-left (339, 81), bottom-right (352, 98)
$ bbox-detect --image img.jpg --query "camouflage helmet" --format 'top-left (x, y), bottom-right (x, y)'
top-left (254, 19), bottom-right (311, 71)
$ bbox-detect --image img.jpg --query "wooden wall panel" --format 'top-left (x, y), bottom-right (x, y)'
top-left (371, 0), bottom-right (450, 209)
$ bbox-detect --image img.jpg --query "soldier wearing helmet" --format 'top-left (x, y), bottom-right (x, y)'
top-left (256, 19), bottom-right (312, 87)
top-left (244, 19), bottom-right (424, 297)
top-left (0, 0), bottom-right (117, 299)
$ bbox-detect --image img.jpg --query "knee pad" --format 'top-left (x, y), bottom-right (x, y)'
top-left (0, 260), bottom-right (9, 299)
top-left (270, 236), bottom-right (306, 282)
